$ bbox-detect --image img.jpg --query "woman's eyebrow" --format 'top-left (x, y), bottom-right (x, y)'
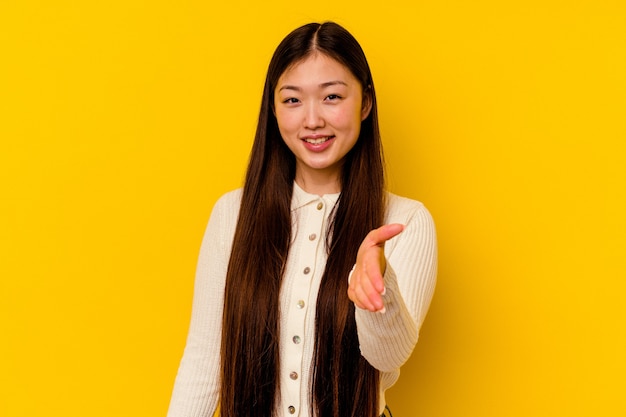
top-left (278, 85), bottom-right (301, 92)
top-left (319, 80), bottom-right (348, 88)
top-left (278, 80), bottom-right (348, 92)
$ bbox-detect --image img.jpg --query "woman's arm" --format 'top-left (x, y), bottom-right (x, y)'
top-left (167, 190), bottom-right (241, 417)
top-left (349, 197), bottom-right (437, 372)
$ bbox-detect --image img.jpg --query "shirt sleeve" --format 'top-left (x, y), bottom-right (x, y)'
top-left (167, 191), bottom-right (240, 417)
top-left (354, 198), bottom-right (437, 372)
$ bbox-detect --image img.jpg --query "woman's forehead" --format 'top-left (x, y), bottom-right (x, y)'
top-left (277, 53), bottom-right (358, 88)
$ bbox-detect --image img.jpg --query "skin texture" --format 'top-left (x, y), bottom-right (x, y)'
top-left (274, 52), bottom-right (404, 313)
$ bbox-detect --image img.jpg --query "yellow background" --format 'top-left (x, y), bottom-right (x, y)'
top-left (1, 1), bottom-right (625, 416)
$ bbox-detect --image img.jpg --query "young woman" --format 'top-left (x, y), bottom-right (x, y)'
top-left (167, 22), bottom-right (437, 417)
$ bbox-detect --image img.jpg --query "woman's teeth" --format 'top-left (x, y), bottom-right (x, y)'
top-left (304, 136), bottom-right (332, 144)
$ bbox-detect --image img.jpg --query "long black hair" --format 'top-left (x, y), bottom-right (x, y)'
top-left (220, 22), bottom-right (385, 417)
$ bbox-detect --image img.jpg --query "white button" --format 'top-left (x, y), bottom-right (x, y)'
top-left (297, 300), bottom-right (305, 309)
top-left (289, 371), bottom-right (298, 380)
top-left (309, 233), bottom-right (317, 241)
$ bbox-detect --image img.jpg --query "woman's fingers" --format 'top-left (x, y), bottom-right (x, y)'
top-left (364, 223), bottom-right (405, 249)
top-left (348, 224), bottom-right (405, 312)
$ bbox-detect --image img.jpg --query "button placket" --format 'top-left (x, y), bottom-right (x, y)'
top-left (282, 196), bottom-right (328, 416)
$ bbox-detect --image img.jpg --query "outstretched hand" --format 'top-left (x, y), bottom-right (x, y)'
top-left (347, 223), bottom-right (404, 313)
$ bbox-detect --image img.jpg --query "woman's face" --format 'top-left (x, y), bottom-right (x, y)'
top-left (274, 53), bottom-right (371, 191)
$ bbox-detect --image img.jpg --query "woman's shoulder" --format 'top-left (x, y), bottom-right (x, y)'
top-left (209, 188), bottom-right (243, 221)
top-left (214, 188), bottom-right (243, 208)
top-left (385, 192), bottom-right (434, 226)
top-left (385, 191), bottom-right (427, 214)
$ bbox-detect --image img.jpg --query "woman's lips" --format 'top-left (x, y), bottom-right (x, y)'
top-left (301, 135), bottom-right (335, 151)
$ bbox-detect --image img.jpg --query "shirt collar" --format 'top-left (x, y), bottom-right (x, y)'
top-left (291, 181), bottom-right (341, 211)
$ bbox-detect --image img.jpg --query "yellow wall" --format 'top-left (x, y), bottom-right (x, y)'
top-left (1, 1), bottom-right (624, 416)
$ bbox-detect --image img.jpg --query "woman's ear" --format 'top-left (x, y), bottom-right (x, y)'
top-left (361, 86), bottom-right (373, 121)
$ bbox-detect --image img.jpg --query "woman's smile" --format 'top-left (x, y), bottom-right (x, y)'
top-left (301, 134), bottom-right (336, 150)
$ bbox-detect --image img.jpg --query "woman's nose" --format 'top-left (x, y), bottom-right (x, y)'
top-left (303, 103), bottom-right (325, 129)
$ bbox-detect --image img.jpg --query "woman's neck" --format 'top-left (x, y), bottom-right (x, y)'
top-left (294, 170), bottom-right (341, 196)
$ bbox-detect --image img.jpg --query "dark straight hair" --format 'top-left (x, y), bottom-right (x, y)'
top-left (220, 22), bottom-right (385, 417)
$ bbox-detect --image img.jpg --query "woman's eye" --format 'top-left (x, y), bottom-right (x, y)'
top-left (326, 94), bottom-right (341, 101)
top-left (283, 97), bottom-right (300, 104)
